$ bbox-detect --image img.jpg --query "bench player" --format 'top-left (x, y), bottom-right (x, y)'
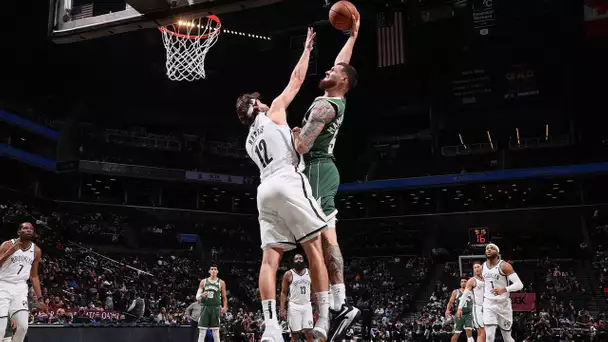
top-left (280, 254), bottom-right (314, 342)
top-left (457, 261), bottom-right (486, 342)
top-left (291, 16), bottom-right (361, 341)
top-left (236, 27), bottom-right (331, 342)
top-left (0, 222), bottom-right (45, 342)
top-left (447, 277), bottom-right (474, 342)
top-left (196, 264), bottom-right (228, 342)
top-left (482, 243), bottom-right (523, 342)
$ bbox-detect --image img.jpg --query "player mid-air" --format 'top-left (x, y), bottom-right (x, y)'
top-left (482, 243), bottom-right (523, 342)
top-left (0, 222), bottom-right (45, 342)
top-left (196, 264), bottom-right (228, 342)
top-left (236, 27), bottom-right (331, 342)
top-left (457, 261), bottom-right (486, 342)
top-left (291, 12), bottom-right (361, 342)
top-left (280, 254), bottom-right (314, 342)
top-left (446, 277), bottom-right (474, 342)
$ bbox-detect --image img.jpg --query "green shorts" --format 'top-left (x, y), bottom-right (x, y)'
top-left (455, 312), bottom-right (473, 332)
top-left (304, 158), bottom-right (340, 220)
top-left (198, 305), bottom-right (220, 328)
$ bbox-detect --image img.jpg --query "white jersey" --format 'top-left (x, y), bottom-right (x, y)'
top-left (472, 276), bottom-right (485, 306)
top-left (288, 269), bottom-right (311, 306)
top-left (246, 114), bottom-right (303, 181)
top-left (482, 260), bottom-right (510, 300)
top-left (0, 239), bottom-right (35, 284)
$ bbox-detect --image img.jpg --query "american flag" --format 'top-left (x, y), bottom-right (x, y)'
top-left (71, 3), bottom-right (94, 20)
top-left (376, 11), bottom-right (405, 68)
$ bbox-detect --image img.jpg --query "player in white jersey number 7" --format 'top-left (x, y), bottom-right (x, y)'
top-left (236, 27), bottom-right (331, 342)
top-left (0, 222), bottom-right (46, 342)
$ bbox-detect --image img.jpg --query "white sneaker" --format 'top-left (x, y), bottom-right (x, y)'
top-left (261, 324), bottom-right (284, 342)
top-left (312, 317), bottom-right (329, 340)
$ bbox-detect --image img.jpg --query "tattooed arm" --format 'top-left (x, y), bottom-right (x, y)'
top-left (293, 100), bottom-right (336, 154)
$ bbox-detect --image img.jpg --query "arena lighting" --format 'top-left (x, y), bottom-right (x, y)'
top-left (515, 127), bottom-right (521, 147)
top-left (223, 28), bottom-right (272, 40)
top-left (486, 130), bottom-right (494, 150)
top-left (458, 133), bottom-right (466, 148)
top-left (545, 124), bottom-right (549, 141)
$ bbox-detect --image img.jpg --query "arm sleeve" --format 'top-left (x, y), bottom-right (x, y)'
top-left (196, 288), bottom-right (204, 301)
top-left (506, 273), bottom-right (523, 292)
top-left (457, 289), bottom-right (471, 309)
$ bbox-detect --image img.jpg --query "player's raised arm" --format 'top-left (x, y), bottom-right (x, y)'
top-left (334, 15), bottom-right (360, 65)
top-left (292, 99), bottom-right (336, 154)
top-left (267, 28), bottom-right (316, 125)
top-left (279, 270), bottom-right (292, 321)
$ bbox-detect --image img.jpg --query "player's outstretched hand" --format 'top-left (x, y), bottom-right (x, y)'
top-left (221, 306), bottom-right (228, 314)
top-left (350, 15), bottom-right (360, 39)
top-left (304, 27), bottom-right (316, 51)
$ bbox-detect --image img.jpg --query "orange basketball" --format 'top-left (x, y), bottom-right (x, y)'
top-left (329, 1), bottom-right (359, 31)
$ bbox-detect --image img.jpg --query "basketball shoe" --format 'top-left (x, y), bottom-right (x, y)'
top-left (327, 304), bottom-right (360, 342)
top-left (313, 317), bottom-right (329, 340)
top-left (260, 324), bottom-right (284, 342)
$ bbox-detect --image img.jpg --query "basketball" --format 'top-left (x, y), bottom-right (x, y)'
top-left (329, 1), bottom-right (359, 31)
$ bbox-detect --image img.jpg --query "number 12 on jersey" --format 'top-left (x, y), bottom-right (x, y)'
top-left (255, 139), bottom-right (273, 167)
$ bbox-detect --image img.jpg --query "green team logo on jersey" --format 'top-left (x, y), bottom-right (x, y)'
top-left (302, 97), bottom-right (345, 159)
top-left (456, 289), bottom-right (472, 313)
top-left (202, 278), bottom-right (222, 306)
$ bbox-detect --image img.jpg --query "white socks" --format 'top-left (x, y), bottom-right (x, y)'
top-left (262, 299), bottom-right (279, 327)
top-left (315, 291), bottom-right (330, 320)
top-left (330, 283), bottom-right (346, 310)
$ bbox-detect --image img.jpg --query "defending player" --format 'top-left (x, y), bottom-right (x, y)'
top-left (196, 264), bottom-right (228, 342)
top-left (236, 27), bottom-right (331, 342)
top-left (482, 243), bottom-right (523, 342)
top-left (446, 277), bottom-right (474, 342)
top-left (291, 15), bottom-right (361, 342)
top-left (0, 222), bottom-right (45, 342)
top-left (457, 261), bottom-right (486, 342)
top-left (280, 254), bottom-right (314, 342)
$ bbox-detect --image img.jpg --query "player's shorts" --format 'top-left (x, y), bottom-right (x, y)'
top-left (454, 311), bottom-right (473, 332)
top-left (198, 305), bottom-right (220, 329)
top-left (472, 304), bottom-right (484, 329)
top-left (288, 303), bottom-right (314, 333)
top-left (0, 282), bottom-right (29, 318)
top-left (257, 168), bottom-right (328, 251)
top-left (483, 298), bottom-right (513, 331)
top-left (304, 158), bottom-right (340, 225)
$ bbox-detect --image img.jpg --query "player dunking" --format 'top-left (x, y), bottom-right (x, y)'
top-left (482, 243), bottom-right (523, 342)
top-left (236, 27), bottom-right (331, 342)
top-left (280, 254), bottom-right (314, 342)
top-left (458, 261), bottom-right (486, 342)
top-left (196, 264), bottom-right (228, 342)
top-left (291, 15), bottom-right (361, 342)
top-left (0, 222), bottom-right (45, 342)
top-left (446, 277), bottom-right (474, 342)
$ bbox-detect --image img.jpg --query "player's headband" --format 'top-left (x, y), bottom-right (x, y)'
top-left (486, 243), bottom-right (500, 253)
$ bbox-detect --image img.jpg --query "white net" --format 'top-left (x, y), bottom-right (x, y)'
top-left (159, 16), bottom-right (221, 82)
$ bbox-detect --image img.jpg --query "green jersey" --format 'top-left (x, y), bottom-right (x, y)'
top-left (302, 96), bottom-right (346, 160)
top-left (455, 289), bottom-right (472, 314)
top-left (202, 278), bottom-right (222, 307)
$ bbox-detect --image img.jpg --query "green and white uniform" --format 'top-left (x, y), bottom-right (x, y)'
top-left (454, 289), bottom-right (473, 332)
top-left (302, 96), bottom-right (346, 223)
top-left (198, 278), bottom-right (222, 329)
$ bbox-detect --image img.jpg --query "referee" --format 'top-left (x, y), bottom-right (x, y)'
top-left (186, 299), bottom-right (202, 341)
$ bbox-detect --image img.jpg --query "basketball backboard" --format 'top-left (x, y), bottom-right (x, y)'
top-left (49, 0), bottom-right (285, 43)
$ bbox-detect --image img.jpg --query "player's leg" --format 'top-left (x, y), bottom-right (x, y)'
top-left (210, 306), bottom-right (220, 342)
top-left (302, 304), bottom-right (314, 342)
top-left (452, 316), bottom-right (463, 342)
top-left (288, 304), bottom-right (303, 341)
top-left (474, 305), bottom-right (485, 342)
top-left (482, 302), bottom-right (498, 342)
top-left (497, 307), bottom-right (514, 342)
top-left (464, 314), bottom-right (474, 342)
top-left (1, 318), bottom-right (10, 342)
top-left (299, 236), bottom-right (330, 340)
top-left (198, 306), bottom-right (209, 342)
top-left (259, 247), bottom-right (285, 342)
top-left (10, 310), bottom-right (28, 342)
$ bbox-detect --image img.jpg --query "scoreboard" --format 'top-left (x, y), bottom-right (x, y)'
top-left (469, 227), bottom-right (490, 246)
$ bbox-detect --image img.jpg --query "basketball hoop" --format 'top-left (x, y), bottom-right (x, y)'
top-left (158, 15), bottom-right (221, 82)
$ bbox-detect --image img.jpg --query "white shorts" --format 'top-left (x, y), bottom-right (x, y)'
top-left (257, 169), bottom-right (328, 251)
top-left (288, 303), bottom-right (314, 333)
top-left (473, 304), bottom-right (484, 329)
top-left (0, 282), bottom-right (29, 318)
top-left (483, 298), bottom-right (512, 331)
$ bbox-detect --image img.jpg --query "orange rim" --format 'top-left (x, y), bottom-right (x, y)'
top-left (158, 14), bottom-right (221, 40)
